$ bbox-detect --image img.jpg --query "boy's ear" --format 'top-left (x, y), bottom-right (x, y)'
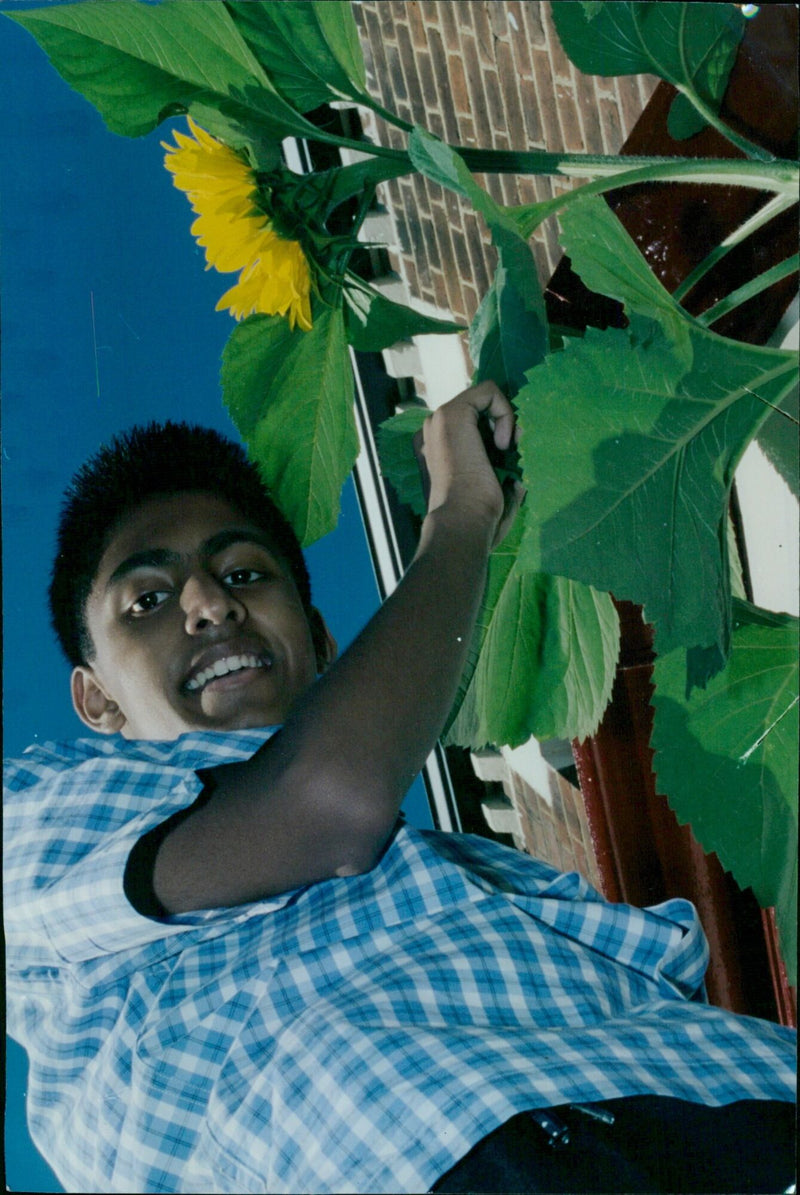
top-left (309, 607), bottom-right (337, 673)
top-left (71, 667), bottom-right (127, 735)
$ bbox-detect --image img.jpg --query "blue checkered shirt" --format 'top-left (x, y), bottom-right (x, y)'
top-left (5, 730), bottom-right (796, 1194)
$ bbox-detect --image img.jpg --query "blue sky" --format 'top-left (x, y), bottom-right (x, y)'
top-left (1, 8), bottom-right (431, 1188)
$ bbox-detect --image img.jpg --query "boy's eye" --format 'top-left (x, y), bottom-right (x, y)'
top-left (222, 567), bottom-right (266, 587)
top-left (130, 590), bottom-right (170, 615)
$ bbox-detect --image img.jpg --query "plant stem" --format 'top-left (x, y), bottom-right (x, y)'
top-left (696, 254), bottom-right (800, 328)
top-left (673, 192), bottom-right (798, 302)
top-left (361, 97), bottom-right (415, 135)
top-left (462, 148), bottom-right (797, 192)
top-left (673, 84), bottom-right (775, 163)
top-left (506, 157), bottom-right (799, 238)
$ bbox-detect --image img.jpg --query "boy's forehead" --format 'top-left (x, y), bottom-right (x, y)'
top-left (96, 491), bottom-right (284, 583)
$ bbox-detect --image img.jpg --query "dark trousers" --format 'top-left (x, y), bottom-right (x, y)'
top-left (432, 1096), bottom-right (796, 1193)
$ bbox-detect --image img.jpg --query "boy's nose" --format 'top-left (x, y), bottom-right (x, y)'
top-left (180, 574), bottom-right (245, 633)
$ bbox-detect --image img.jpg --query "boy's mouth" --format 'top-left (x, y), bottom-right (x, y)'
top-left (183, 647), bottom-right (273, 693)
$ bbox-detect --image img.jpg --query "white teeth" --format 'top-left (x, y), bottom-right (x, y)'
top-left (186, 653), bottom-right (266, 692)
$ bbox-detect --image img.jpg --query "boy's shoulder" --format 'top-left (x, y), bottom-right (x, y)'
top-left (4, 727), bottom-right (277, 793)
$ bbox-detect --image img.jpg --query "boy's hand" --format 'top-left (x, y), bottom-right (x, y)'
top-left (415, 381), bottom-right (522, 547)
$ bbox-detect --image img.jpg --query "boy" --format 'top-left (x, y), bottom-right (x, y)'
top-left (5, 383), bottom-right (796, 1194)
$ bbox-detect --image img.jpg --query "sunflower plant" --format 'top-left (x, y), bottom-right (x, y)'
top-left (8, 0), bottom-right (798, 978)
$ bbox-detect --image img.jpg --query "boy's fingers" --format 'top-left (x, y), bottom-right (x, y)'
top-left (452, 381), bottom-right (515, 450)
top-left (412, 427), bottom-right (431, 506)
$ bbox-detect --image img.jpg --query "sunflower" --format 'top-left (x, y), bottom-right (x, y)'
top-left (163, 117), bottom-right (313, 331)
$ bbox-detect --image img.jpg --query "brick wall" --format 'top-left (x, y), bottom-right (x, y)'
top-left (353, 1), bottom-right (658, 332)
top-left (347, 2), bottom-right (659, 881)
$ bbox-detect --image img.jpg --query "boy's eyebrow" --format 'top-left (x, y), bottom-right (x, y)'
top-left (106, 549), bottom-right (179, 590)
top-left (105, 530), bottom-right (280, 591)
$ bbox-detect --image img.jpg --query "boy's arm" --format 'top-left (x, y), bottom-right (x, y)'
top-left (152, 382), bottom-right (518, 913)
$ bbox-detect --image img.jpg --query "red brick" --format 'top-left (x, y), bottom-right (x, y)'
top-left (460, 281), bottom-right (479, 325)
top-left (413, 174), bottom-right (434, 217)
top-left (448, 52), bottom-right (471, 117)
top-left (508, 20), bottom-right (534, 81)
top-left (573, 70), bottom-right (606, 155)
top-left (416, 45), bottom-right (439, 109)
top-left (531, 239), bottom-right (552, 287)
top-left (519, 0), bottom-right (546, 48)
top-left (442, 184), bottom-right (465, 234)
top-left (435, 0), bottom-right (462, 53)
top-left (418, 0), bottom-right (442, 24)
top-left (615, 73), bottom-right (647, 143)
top-left (428, 27), bottom-right (461, 143)
top-left (463, 210), bottom-right (495, 294)
top-left (555, 79), bottom-right (584, 151)
top-left (462, 32), bottom-right (495, 145)
top-left (531, 48), bottom-right (566, 151)
top-left (484, 172), bottom-right (506, 206)
top-left (405, 213), bottom-right (432, 286)
top-left (637, 75), bottom-right (660, 110)
top-left (487, 1), bottom-right (508, 39)
top-left (495, 40), bottom-right (526, 143)
top-left (598, 95), bottom-right (624, 155)
top-left (403, 255), bottom-right (421, 299)
top-left (390, 0), bottom-right (409, 23)
top-left (392, 98), bottom-right (414, 128)
top-left (421, 209), bottom-right (441, 269)
top-left (426, 109), bottom-right (445, 140)
top-left (499, 169), bottom-right (523, 208)
top-left (541, 216), bottom-right (562, 275)
top-left (392, 208), bottom-right (413, 255)
top-left (484, 67), bottom-right (507, 136)
top-left (462, 2), bottom-right (496, 67)
top-left (396, 23), bottom-right (428, 124)
top-left (518, 75), bottom-right (544, 144)
top-left (384, 40), bottom-right (408, 104)
top-left (430, 266), bottom-right (450, 310)
top-left (383, 175), bottom-right (403, 210)
top-left (361, 6), bottom-right (391, 101)
top-left (405, 0), bottom-right (428, 49)
top-left (378, 0), bottom-right (399, 42)
top-left (451, 213), bottom-right (475, 282)
top-left (459, 114), bottom-right (477, 146)
top-left (422, 174), bottom-right (447, 213)
top-left (433, 219), bottom-right (466, 313)
top-left (419, 281), bottom-right (437, 307)
top-left (515, 175), bottom-right (542, 206)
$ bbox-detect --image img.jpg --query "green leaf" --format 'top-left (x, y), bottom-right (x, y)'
top-left (525, 194), bottom-right (798, 675)
top-left (651, 600), bottom-right (798, 983)
top-left (551, 2), bottom-right (744, 125)
top-left (377, 407), bottom-right (430, 518)
top-left (344, 286), bottom-right (463, 353)
top-left (225, 0), bottom-right (369, 112)
top-left (7, 0), bottom-right (326, 140)
top-left (667, 91), bottom-right (708, 141)
top-left (319, 157), bottom-right (413, 217)
top-left (221, 307), bottom-right (359, 545)
top-left (313, 0), bottom-right (367, 93)
top-left (186, 97), bottom-right (282, 170)
top-left (755, 379), bottom-right (799, 498)
top-left (558, 196), bottom-right (693, 369)
top-left (470, 253), bottom-right (548, 398)
top-left (410, 127), bottom-right (548, 386)
top-left (516, 318), bottom-right (798, 665)
top-left (445, 509), bottom-right (620, 748)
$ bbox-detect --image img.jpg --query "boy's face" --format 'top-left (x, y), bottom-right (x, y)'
top-left (71, 491), bottom-right (334, 741)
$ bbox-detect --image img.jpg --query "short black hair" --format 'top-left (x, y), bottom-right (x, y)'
top-left (49, 421), bottom-right (311, 667)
